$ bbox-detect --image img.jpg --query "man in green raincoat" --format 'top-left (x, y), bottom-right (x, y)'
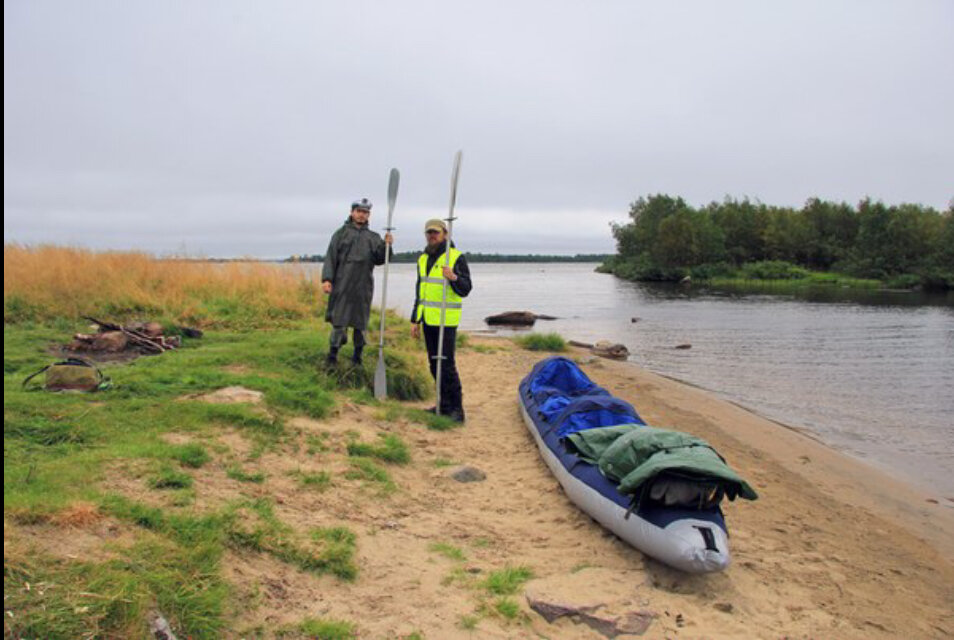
top-left (321, 198), bottom-right (393, 368)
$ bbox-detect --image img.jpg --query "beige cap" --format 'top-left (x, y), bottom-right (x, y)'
top-left (424, 218), bottom-right (447, 232)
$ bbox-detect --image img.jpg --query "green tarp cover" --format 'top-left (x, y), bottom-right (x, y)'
top-left (566, 425), bottom-right (758, 501)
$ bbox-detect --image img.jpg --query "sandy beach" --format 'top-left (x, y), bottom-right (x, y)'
top-left (228, 337), bottom-right (954, 638)
top-left (8, 336), bottom-right (953, 639)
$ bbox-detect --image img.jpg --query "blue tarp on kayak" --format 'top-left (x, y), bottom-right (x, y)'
top-left (524, 357), bottom-right (641, 436)
top-left (526, 357), bottom-right (608, 403)
top-left (551, 395), bottom-right (643, 438)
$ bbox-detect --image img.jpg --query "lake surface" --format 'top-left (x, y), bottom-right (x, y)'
top-left (303, 262), bottom-right (954, 495)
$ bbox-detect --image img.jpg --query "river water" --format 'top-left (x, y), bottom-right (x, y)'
top-left (303, 262), bottom-right (954, 495)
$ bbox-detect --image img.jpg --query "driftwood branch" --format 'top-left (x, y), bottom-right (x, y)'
top-left (82, 316), bottom-right (167, 353)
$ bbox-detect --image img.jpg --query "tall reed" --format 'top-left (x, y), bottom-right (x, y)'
top-left (4, 245), bottom-right (322, 327)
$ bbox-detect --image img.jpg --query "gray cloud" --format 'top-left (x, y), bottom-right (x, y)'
top-left (5, 1), bottom-right (953, 257)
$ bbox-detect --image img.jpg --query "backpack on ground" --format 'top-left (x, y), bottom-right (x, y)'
top-left (22, 358), bottom-right (111, 392)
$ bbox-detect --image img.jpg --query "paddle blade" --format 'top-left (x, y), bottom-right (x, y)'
top-left (448, 151), bottom-right (462, 213)
top-left (374, 352), bottom-right (387, 401)
top-left (387, 168), bottom-right (400, 213)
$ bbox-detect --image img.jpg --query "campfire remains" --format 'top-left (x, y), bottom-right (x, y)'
top-left (66, 316), bottom-right (198, 355)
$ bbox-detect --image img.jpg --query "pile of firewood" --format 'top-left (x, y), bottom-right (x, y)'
top-left (66, 316), bottom-right (199, 355)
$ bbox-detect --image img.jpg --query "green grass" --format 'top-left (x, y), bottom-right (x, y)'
top-left (278, 617), bottom-right (357, 639)
top-left (405, 408), bottom-right (462, 432)
top-left (429, 541), bottom-right (467, 562)
top-left (346, 433), bottom-right (411, 464)
top-left (345, 458), bottom-right (397, 495)
top-left (226, 465), bottom-right (266, 484)
top-left (305, 432), bottom-right (330, 454)
top-left (222, 499), bottom-right (359, 580)
top-left (482, 566), bottom-right (534, 595)
top-left (3, 320), bottom-right (427, 515)
top-left (377, 404), bottom-right (462, 432)
top-left (4, 532), bottom-right (229, 639)
top-left (469, 344), bottom-right (498, 354)
top-left (150, 465), bottom-right (194, 489)
top-left (514, 333), bottom-right (566, 352)
top-left (459, 614), bottom-right (479, 630)
top-left (171, 443), bottom-right (212, 468)
top-left (707, 264), bottom-right (882, 292)
top-left (492, 597), bottom-right (522, 620)
top-left (440, 566), bottom-right (473, 588)
top-left (4, 316), bottom-right (436, 634)
top-left (292, 469), bottom-right (333, 490)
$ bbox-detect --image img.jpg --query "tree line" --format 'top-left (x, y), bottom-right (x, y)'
top-left (602, 195), bottom-right (954, 290)
top-left (288, 252), bottom-right (611, 264)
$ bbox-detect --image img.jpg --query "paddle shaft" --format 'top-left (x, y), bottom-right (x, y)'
top-left (374, 168), bottom-right (400, 401)
top-left (435, 151), bottom-right (462, 415)
top-left (377, 169), bottom-right (400, 350)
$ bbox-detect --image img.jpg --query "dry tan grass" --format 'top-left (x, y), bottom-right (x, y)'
top-left (4, 244), bottom-right (322, 325)
top-left (49, 502), bottom-right (104, 528)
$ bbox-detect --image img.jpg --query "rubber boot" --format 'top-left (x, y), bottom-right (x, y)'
top-left (324, 348), bottom-right (339, 372)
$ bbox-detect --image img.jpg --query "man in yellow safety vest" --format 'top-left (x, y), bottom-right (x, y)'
top-left (410, 218), bottom-right (473, 422)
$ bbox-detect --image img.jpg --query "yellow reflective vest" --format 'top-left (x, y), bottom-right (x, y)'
top-left (416, 249), bottom-right (463, 326)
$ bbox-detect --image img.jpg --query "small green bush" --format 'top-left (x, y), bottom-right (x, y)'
top-left (515, 333), bottom-right (566, 352)
top-left (171, 443), bottom-right (211, 468)
top-left (483, 566), bottom-right (534, 595)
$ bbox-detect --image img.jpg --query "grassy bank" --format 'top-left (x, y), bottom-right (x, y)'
top-left (707, 271), bottom-right (882, 292)
top-left (600, 257), bottom-right (890, 292)
top-left (3, 246), bottom-right (449, 638)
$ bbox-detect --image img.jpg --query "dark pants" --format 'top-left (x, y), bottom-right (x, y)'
top-left (329, 326), bottom-right (366, 359)
top-left (422, 323), bottom-right (463, 416)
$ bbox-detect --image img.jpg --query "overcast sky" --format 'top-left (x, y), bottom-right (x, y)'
top-left (5, 1), bottom-right (953, 258)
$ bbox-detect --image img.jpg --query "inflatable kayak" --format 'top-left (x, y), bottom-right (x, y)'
top-left (518, 357), bottom-right (751, 573)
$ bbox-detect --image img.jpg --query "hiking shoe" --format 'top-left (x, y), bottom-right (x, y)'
top-left (447, 409), bottom-right (466, 423)
top-left (323, 356), bottom-right (338, 373)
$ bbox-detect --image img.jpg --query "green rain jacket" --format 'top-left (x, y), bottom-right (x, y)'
top-left (566, 425), bottom-right (758, 502)
top-left (321, 219), bottom-right (390, 329)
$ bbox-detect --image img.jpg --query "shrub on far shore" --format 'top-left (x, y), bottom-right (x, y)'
top-left (515, 333), bottom-right (566, 352)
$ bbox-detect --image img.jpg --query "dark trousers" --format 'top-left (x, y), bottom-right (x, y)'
top-left (422, 323), bottom-right (463, 415)
top-left (329, 326), bottom-right (365, 358)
